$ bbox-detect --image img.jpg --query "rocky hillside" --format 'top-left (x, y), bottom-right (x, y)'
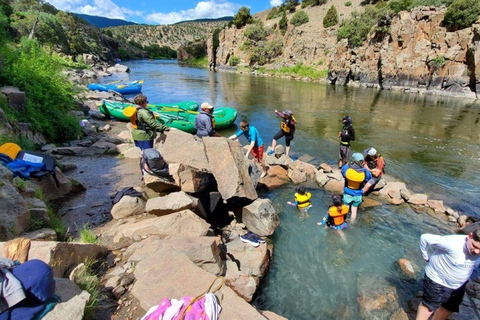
top-left (212, 0), bottom-right (480, 98)
top-left (105, 21), bottom-right (228, 50)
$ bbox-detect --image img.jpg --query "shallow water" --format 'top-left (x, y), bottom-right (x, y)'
top-left (100, 60), bottom-right (480, 318)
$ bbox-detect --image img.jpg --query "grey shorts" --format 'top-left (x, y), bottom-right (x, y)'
top-left (339, 144), bottom-right (350, 162)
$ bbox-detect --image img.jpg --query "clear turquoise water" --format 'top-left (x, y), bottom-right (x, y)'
top-left (103, 60), bottom-right (480, 318)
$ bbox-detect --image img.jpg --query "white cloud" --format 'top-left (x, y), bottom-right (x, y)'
top-left (145, 1), bottom-right (241, 25)
top-left (46, 0), bottom-right (133, 20)
top-left (270, 0), bottom-right (283, 6)
top-left (46, 0), bottom-right (86, 12)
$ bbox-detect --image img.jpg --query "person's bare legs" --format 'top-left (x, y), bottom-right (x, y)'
top-left (431, 306), bottom-right (453, 320)
top-left (258, 158), bottom-right (267, 178)
top-left (270, 139), bottom-right (277, 153)
top-left (338, 159), bottom-right (343, 169)
top-left (416, 302), bottom-right (434, 320)
top-left (350, 205), bottom-right (358, 223)
top-left (285, 145), bottom-right (290, 157)
top-left (362, 183), bottom-right (372, 194)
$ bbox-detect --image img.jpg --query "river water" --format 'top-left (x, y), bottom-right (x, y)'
top-left (102, 60), bottom-right (480, 319)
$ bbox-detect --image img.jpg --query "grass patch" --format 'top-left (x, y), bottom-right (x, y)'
top-left (47, 206), bottom-right (67, 239)
top-left (265, 63), bottom-right (329, 80)
top-left (78, 224), bottom-right (98, 244)
top-left (76, 259), bottom-right (103, 320)
top-left (183, 55), bottom-right (208, 67)
top-left (13, 177), bottom-right (26, 192)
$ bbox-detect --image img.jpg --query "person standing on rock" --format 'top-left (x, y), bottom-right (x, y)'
top-left (130, 94), bottom-right (169, 150)
top-left (267, 109), bottom-right (296, 158)
top-left (341, 152), bottom-right (371, 223)
top-left (338, 115), bottom-right (355, 169)
top-left (195, 102), bottom-right (220, 138)
top-left (362, 147), bottom-right (385, 194)
top-left (228, 120), bottom-right (267, 178)
top-left (416, 228), bottom-right (480, 320)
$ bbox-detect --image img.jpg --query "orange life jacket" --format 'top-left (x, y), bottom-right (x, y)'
top-left (328, 204), bottom-right (349, 226)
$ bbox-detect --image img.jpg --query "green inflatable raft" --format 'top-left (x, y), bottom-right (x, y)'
top-left (99, 100), bottom-right (198, 122)
top-left (99, 100), bottom-right (237, 133)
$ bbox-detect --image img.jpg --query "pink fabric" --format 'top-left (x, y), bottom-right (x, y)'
top-left (147, 296), bottom-right (210, 320)
top-left (146, 298), bottom-right (171, 320)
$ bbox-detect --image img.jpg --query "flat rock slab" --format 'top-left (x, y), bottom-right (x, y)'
top-left (43, 278), bottom-right (90, 320)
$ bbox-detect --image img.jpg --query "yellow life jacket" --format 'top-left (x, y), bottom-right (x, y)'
top-left (295, 192), bottom-right (311, 209)
top-left (328, 205), bottom-right (349, 226)
top-left (0, 142), bottom-right (21, 160)
top-left (280, 115), bottom-right (296, 133)
top-left (345, 167), bottom-right (366, 190)
top-left (212, 117), bottom-right (216, 129)
top-left (123, 106), bottom-right (139, 129)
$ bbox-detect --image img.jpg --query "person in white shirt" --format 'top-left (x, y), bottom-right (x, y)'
top-left (416, 228), bottom-right (480, 320)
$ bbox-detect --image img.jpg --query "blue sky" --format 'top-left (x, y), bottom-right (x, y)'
top-left (46, 0), bottom-right (282, 25)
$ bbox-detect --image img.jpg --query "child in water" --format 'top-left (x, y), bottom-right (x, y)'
top-left (318, 194), bottom-right (349, 238)
top-left (287, 186), bottom-right (312, 213)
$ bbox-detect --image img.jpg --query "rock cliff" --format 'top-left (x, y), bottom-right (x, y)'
top-left (212, 5), bottom-right (480, 98)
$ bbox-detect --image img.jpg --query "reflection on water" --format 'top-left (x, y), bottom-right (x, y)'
top-left (106, 60), bottom-right (480, 318)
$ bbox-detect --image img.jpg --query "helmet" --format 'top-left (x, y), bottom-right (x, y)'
top-left (283, 109), bottom-right (293, 116)
top-left (342, 116), bottom-right (352, 124)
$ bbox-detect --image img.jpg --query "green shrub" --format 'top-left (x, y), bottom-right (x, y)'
top-left (429, 56), bottom-right (446, 69)
top-left (285, 0), bottom-right (299, 12)
top-left (229, 55), bottom-right (240, 66)
top-left (267, 7), bottom-right (279, 20)
top-left (244, 24), bottom-right (268, 41)
top-left (279, 10), bottom-right (288, 35)
top-left (302, 0), bottom-right (327, 8)
top-left (444, 0), bottom-right (480, 30)
top-left (13, 177), bottom-right (26, 192)
top-left (323, 6), bottom-right (339, 28)
top-left (233, 7), bottom-right (254, 29)
top-left (290, 11), bottom-right (309, 27)
top-left (345, 1), bottom-right (352, 6)
top-left (0, 38), bottom-right (81, 142)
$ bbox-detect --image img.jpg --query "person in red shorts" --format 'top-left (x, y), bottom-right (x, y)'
top-left (228, 120), bottom-right (267, 178)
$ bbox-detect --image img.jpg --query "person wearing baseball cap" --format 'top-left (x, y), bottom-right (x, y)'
top-left (362, 147), bottom-right (385, 194)
top-left (341, 152), bottom-right (371, 223)
top-left (195, 102), bottom-right (218, 138)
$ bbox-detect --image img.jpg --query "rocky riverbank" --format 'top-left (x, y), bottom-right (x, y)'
top-left (2, 63), bottom-right (480, 318)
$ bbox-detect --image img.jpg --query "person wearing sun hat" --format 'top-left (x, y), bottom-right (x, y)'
top-left (362, 147), bottom-right (385, 194)
top-left (195, 102), bottom-right (219, 138)
top-left (341, 152), bottom-right (371, 223)
top-left (267, 109), bottom-right (296, 157)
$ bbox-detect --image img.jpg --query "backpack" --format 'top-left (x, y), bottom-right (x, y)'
top-left (140, 148), bottom-right (170, 178)
top-left (123, 106), bottom-right (153, 130)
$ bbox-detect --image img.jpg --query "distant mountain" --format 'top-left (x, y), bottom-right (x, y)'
top-left (74, 13), bottom-right (138, 28)
top-left (173, 16), bottom-right (233, 25)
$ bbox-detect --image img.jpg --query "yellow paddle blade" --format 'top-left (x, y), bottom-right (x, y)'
top-left (0, 142), bottom-right (21, 160)
top-left (138, 80), bottom-right (144, 84)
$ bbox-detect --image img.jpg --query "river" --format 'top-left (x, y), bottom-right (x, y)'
top-left (101, 59), bottom-right (480, 319)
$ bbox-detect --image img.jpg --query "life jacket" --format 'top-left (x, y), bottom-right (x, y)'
top-left (123, 106), bottom-right (152, 130)
top-left (295, 192), bottom-right (311, 209)
top-left (345, 166), bottom-right (367, 190)
top-left (367, 154), bottom-right (385, 173)
top-left (327, 204), bottom-right (349, 226)
top-left (280, 115), bottom-right (296, 134)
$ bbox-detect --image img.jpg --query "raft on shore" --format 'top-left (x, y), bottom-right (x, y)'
top-left (88, 80), bottom-right (143, 95)
top-left (99, 100), bottom-right (236, 133)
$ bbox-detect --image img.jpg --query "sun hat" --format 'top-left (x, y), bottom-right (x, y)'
top-left (352, 152), bottom-right (364, 162)
top-left (283, 109), bottom-right (293, 116)
top-left (367, 148), bottom-right (377, 156)
top-left (200, 102), bottom-right (214, 110)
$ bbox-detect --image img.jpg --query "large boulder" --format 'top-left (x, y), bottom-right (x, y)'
top-left (169, 163), bottom-right (212, 193)
top-left (0, 166), bottom-right (30, 239)
top-left (111, 195), bottom-right (146, 220)
top-left (112, 210), bottom-right (211, 243)
top-left (145, 191), bottom-right (204, 217)
top-left (143, 172), bottom-right (180, 193)
top-left (131, 249), bottom-right (268, 319)
top-left (159, 129), bottom-right (210, 171)
top-left (37, 168), bottom-right (73, 201)
top-left (27, 241), bottom-right (107, 277)
top-left (203, 138), bottom-right (257, 201)
top-left (0, 86), bottom-right (26, 111)
top-left (43, 278), bottom-right (90, 320)
top-left (242, 198), bottom-right (279, 236)
top-left (357, 273), bottom-right (401, 319)
top-left (224, 238), bottom-right (271, 302)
